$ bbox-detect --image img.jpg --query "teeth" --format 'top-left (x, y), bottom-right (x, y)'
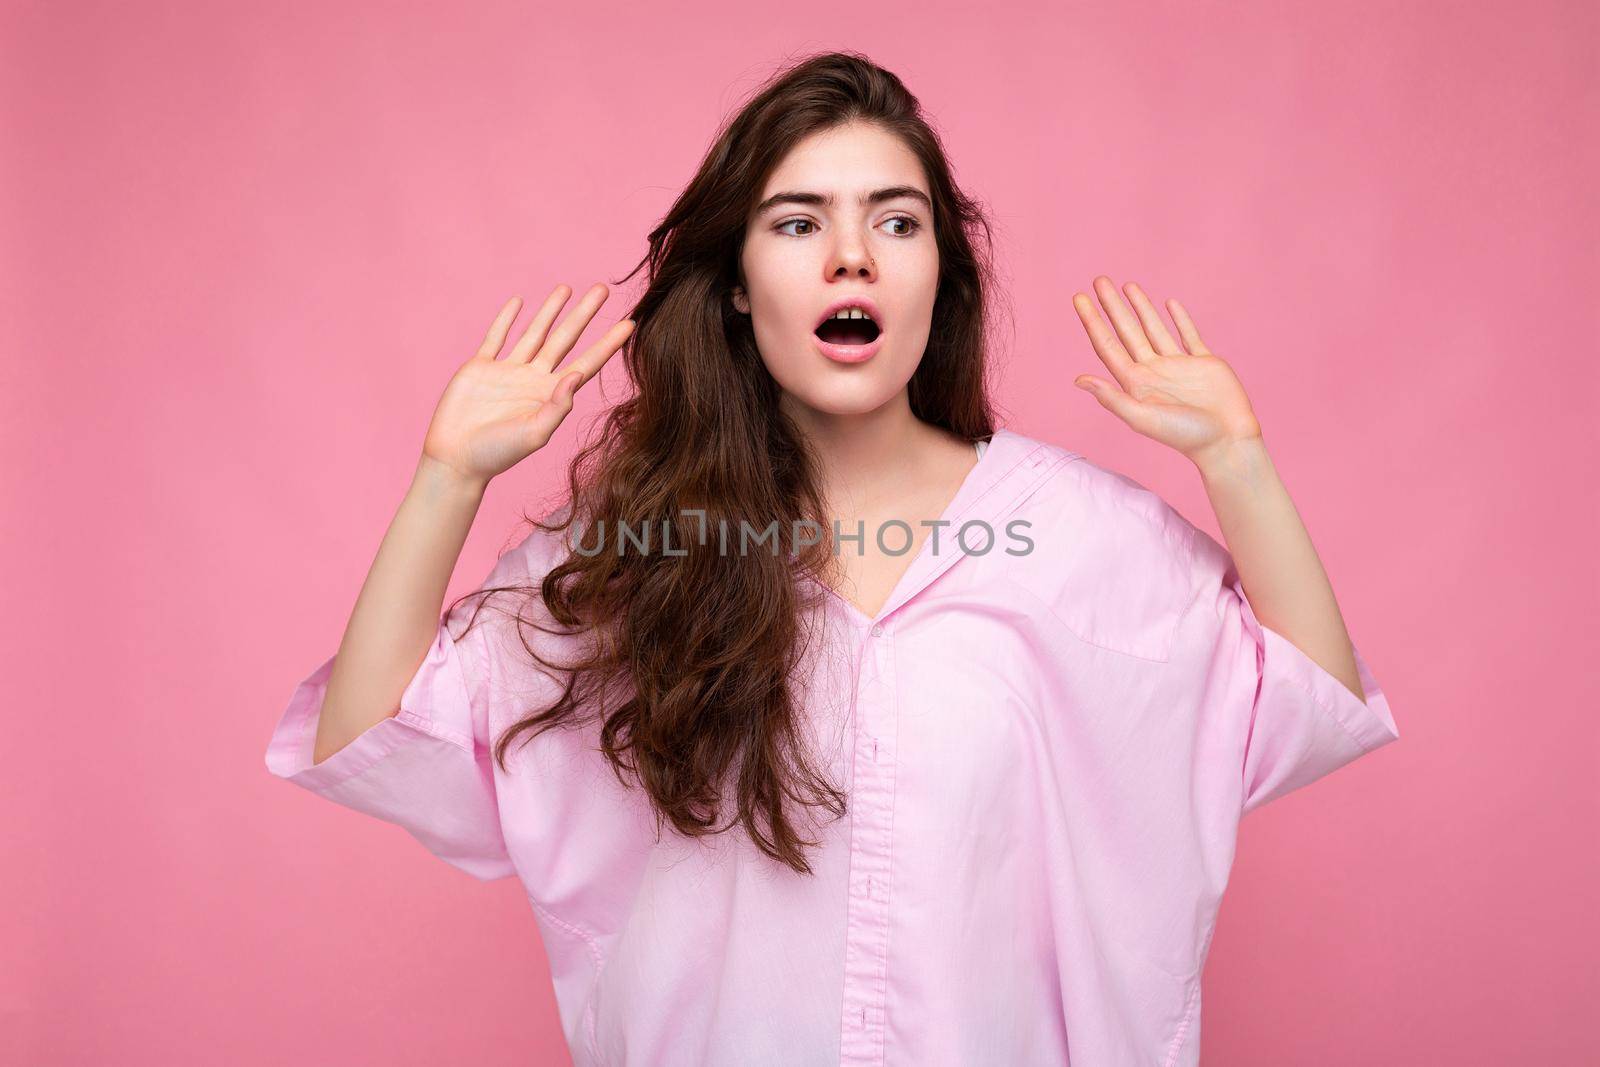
top-left (827, 307), bottom-right (875, 323)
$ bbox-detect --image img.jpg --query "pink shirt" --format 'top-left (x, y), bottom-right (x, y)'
top-left (265, 426), bottom-right (1399, 1066)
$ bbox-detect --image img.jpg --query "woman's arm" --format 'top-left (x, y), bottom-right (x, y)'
top-left (1192, 436), bottom-right (1363, 702)
top-left (309, 283), bottom-right (636, 765)
top-left (1070, 275), bottom-right (1365, 703)
top-left (311, 457), bottom-right (488, 765)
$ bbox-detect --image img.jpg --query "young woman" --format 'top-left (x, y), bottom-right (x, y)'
top-left (266, 51), bottom-right (1398, 1067)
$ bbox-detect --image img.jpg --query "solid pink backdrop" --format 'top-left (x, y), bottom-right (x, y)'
top-left (4, 1), bottom-right (1594, 1063)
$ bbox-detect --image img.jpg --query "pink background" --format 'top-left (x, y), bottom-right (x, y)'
top-left (4, 1), bottom-right (1594, 1063)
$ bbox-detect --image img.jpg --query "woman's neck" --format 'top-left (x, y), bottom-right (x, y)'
top-left (784, 398), bottom-right (970, 523)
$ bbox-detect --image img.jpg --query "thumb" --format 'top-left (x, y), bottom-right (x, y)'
top-left (1074, 375), bottom-right (1148, 427)
top-left (1073, 374), bottom-right (1119, 405)
top-left (523, 371), bottom-right (584, 450)
top-left (557, 370), bottom-right (583, 405)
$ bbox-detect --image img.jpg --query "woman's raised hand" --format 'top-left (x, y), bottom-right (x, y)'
top-left (421, 283), bottom-right (635, 485)
top-left (1070, 276), bottom-right (1262, 468)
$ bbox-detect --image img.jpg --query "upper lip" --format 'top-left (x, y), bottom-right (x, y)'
top-left (814, 295), bottom-right (885, 333)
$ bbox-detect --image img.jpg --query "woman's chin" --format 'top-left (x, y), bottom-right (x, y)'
top-left (762, 345), bottom-right (916, 419)
top-left (779, 379), bottom-right (906, 419)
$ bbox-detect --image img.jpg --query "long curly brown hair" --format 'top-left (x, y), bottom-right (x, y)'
top-left (455, 50), bottom-right (1004, 875)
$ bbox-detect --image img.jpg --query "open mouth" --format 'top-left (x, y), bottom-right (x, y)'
top-left (814, 315), bottom-right (882, 346)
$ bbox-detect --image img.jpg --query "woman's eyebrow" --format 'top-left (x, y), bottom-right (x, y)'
top-left (754, 185), bottom-right (932, 216)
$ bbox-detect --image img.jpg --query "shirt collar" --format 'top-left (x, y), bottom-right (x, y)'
top-left (831, 427), bottom-right (1079, 625)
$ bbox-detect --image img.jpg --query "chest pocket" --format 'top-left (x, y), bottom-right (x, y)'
top-left (998, 464), bottom-right (1196, 664)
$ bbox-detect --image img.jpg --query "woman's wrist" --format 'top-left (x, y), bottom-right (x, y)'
top-left (1191, 433), bottom-right (1272, 490)
top-left (412, 452), bottom-right (491, 501)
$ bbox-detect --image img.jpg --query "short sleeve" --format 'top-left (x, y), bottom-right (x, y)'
top-left (1181, 523), bottom-right (1401, 817)
top-left (264, 537), bottom-right (544, 881)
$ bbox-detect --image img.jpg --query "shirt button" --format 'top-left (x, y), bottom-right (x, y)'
top-left (870, 623), bottom-right (884, 637)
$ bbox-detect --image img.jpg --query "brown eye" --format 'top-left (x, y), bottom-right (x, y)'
top-left (776, 218), bottom-right (815, 236)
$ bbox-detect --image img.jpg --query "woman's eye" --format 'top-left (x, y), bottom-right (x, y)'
top-left (774, 216), bottom-right (923, 237)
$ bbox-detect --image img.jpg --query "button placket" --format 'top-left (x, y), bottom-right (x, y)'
top-left (840, 619), bottom-right (897, 1066)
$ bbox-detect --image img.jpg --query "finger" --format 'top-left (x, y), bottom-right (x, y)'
top-left (1123, 281), bottom-right (1184, 356)
top-left (531, 282), bottom-right (612, 374)
top-left (1092, 276), bottom-right (1158, 361)
top-left (556, 317), bottom-right (636, 383)
top-left (1167, 298), bottom-right (1211, 356)
top-left (476, 296), bottom-right (523, 359)
top-left (521, 370), bottom-right (583, 451)
top-left (505, 284), bottom-right (573, 363)
top-left (1072, 291), bottom-right (1137, 381)
top-left (1073, 374), bottom-right (1160, 435)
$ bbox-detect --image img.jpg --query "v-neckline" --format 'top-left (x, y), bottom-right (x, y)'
top-left (809, 429), bottom-right (1039, 628)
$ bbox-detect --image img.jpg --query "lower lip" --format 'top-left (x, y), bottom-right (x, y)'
top-left (811, 330), bottom-right (884, 364)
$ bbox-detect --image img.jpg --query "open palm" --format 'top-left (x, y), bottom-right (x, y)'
top-left (423, 283), bottom-right (635, 484)
top-left (1071, 276), bottom-right (1262, 465)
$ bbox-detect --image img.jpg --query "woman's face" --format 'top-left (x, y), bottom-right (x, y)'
top-left (734, 121), bottom-right (939, 420)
